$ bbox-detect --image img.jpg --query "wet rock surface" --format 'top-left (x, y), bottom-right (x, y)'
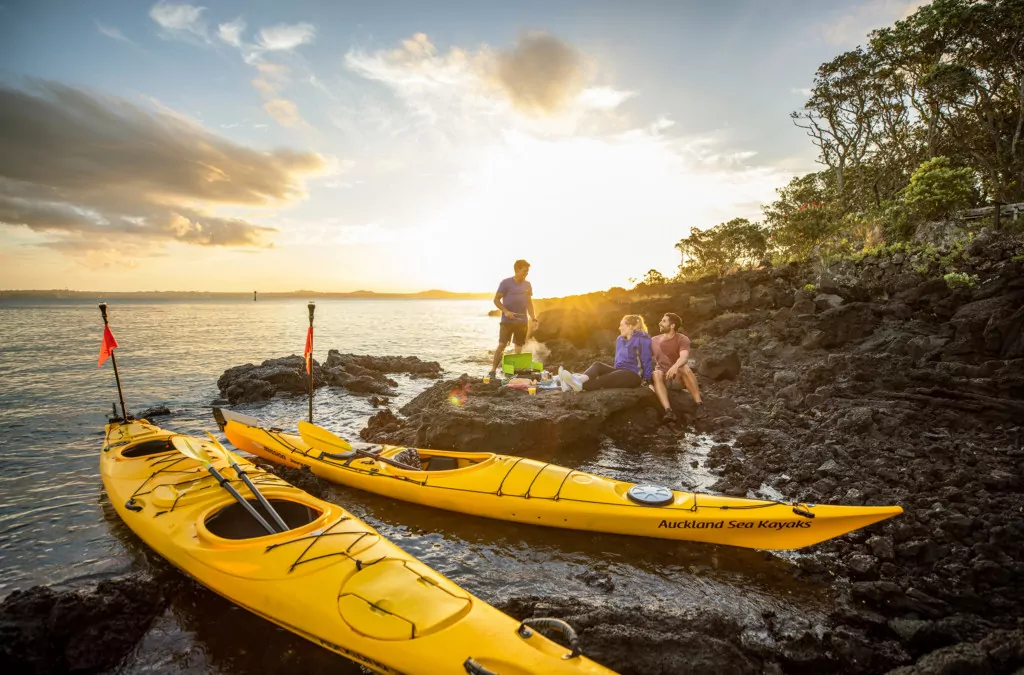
top-left (135, 405), bottom-right (171, 419)
top-left (0, 575), bottom-right (175, 674)
top-left (216, 351), bottom-right (441, 404)
top-left (361, 375), bottom-right (705, 453)
top-left (367, 232), bottom-right (1024, 673)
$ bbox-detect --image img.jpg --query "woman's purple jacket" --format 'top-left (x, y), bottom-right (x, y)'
top-left (613, 329), bottom-right (654, 380)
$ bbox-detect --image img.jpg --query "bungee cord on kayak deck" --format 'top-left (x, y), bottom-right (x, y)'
top-left (250, 420), bottom-right (813, 514)
top-left (218, 409), bottom-right (901, 551)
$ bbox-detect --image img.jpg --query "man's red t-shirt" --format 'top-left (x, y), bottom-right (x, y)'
top-left (651, 333), bottom-right (690, 373)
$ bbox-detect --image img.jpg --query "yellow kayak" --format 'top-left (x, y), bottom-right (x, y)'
top-left (214, 408), bottom-right (903, 551)
top-left (101, 418), bottom-right (615, 675)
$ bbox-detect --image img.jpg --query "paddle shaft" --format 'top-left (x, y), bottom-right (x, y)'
top-left (356, 447), bottom-right (419, 470)
top-left (230, 462), bottom-right (289, 532)
top-left (202, 432), bottom-right (288, 533)
top-left (206, 464), bottom-right (277, 535)
top-left (98, 304), bottom-right (129, 420)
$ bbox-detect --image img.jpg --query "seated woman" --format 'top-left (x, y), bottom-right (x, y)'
top-left (558, 315), bottom-right (653, 391)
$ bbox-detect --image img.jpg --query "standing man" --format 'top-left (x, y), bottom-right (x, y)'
top-left (651, 312), bottom-right (704, 422)
top-left (487, 259), bottom-right (537, 381)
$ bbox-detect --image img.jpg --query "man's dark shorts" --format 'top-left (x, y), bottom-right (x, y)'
top-left (499, 322), bottom-right (528, 346)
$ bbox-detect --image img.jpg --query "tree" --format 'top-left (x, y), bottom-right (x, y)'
top-left (675, 218), bottom-right (768, 278)
top-left (792, 48), bottom-right (876, 199)
top-left (901, 155), bottom-right (976, 221)
top-left (763, 172), bottom-right (842, 257)
top-left (642, 269), bottom-right (667, 285)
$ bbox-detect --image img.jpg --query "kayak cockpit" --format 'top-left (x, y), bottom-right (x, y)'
top-left (385, 449), bottom-right (497, 474)
top-left (120, 438), bottom-right (177, 458)
top-left (204, 499), bottom-right (323, 539)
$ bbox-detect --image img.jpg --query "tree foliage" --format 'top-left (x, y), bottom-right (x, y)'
top-left (669, 0), bottom-right (1022, 279)
top-left (675, 218), bottom-right (768, 278)
top-left (794, 0), bottom-right (1022, 211)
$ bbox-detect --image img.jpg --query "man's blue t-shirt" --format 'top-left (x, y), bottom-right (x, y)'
top-left (496, 277), bottom-right (532, 324)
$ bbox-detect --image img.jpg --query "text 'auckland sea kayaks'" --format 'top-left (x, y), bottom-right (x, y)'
top-left (101, 417), bottom-right (616, 675)
top-left (214, 408), bottom-right (903, 551)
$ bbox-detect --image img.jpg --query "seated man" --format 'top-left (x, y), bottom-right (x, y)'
top-left (651, 313), bottom-right (704, 423)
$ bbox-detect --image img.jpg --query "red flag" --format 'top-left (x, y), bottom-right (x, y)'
top-left (303, 326), bottom-right (313, 374)
top-left (98, 325), bottom-right (118, 367)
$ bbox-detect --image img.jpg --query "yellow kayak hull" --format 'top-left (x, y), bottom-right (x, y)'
top-left (101, 419), bottom-right (614, 675)
top-left (216, 411), bottom-right (903, 551)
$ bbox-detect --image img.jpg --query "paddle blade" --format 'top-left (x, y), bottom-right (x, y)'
top-left (298, 421), bottom-right (353, 453)
top-left (171, 435), bottom-right (213, 467)
top-left (204, 431), bottom-right (232, 460)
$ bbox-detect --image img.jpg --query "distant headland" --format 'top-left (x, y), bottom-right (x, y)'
top-left (0, 289), bottom-right (492, 300)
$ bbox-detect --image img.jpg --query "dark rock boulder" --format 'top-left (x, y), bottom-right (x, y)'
top-left (0, 576), bottom-right (171, 674)
top-left (697, 346), bottom-right (741, 380)
top-left (688, 294), bottom-right (718, 317)
top-left (359, 375), bottom-right (700, 454)
top-left (885, 628), bottom-right (1024, 675)
top-left (717, 279), bottom-right (751, 308)
top-left (217, 352), bottom-right (444, 403)
top-left (323, 351), bottom-right (442, 379)
top-left (814, 303), bottom-right (882, 348)
top-left (216, 356), bottom-right (315, 404)
top-left (699, 312), bottom-right (755, 337)
top-left (136, 405), bottom-right (171, 419)
top-left (945, 292), bottom-right (1024, 359)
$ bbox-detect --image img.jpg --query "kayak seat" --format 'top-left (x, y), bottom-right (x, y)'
top-left (425, 456), bottom-right (459, 472)
top-left (393, 448), bottom-right (423, 469)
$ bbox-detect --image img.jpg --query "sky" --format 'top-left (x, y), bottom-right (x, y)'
top-left (0, 0), bottom-right (927, 297)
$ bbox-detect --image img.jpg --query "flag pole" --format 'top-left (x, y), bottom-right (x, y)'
top-left (98, 303), bottom-right (129, 421)
top-left (307, 301), bottom-right (315, 424)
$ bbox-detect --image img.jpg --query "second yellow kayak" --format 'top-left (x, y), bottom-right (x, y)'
top-left (214, 408), bottom-right (902, 551)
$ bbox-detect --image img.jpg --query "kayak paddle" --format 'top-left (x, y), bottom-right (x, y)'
top-left (297, 421), bottom-right (420, 470)
top-left (171, 435), bottom-right (278, 535)
top-left (204, 432), bottom-right (289, 533)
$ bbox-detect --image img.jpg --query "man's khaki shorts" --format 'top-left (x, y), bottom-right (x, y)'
top-left (656, 369), bottom-right (685, 390)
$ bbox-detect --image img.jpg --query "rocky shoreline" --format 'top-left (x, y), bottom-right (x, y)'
top-left (3, 230), bottom-right (1023, 674)
top-left (356, 229), bottom-right (1024, 673)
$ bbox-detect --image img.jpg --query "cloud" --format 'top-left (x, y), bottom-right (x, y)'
top-left (819, 0), bottom-right (929, 45)
top-left (217, 16), bottom-right (245, 48)
top-left (257, 22), bottom-right (316, 51)
top-left (492, 31), bottom-right (591, 115)
top-left (96, 21), bottom-right (133, 44)
top-left (0, 81), bottom-right (329, 254)
top-left (210, 18), bottom-right (315, 128)
top-left (577, 86), bottom-right (635, 111)
top-left (264, 99), bottom-right (306, 128)
top-left (308, 74), bottom-right (335, 99)
top-left (344, 31), bottom-right (632, 125)
top-left (149, 2), bottom-right (209, 43)
top-left (248, 64), bottom-right (310, 128)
